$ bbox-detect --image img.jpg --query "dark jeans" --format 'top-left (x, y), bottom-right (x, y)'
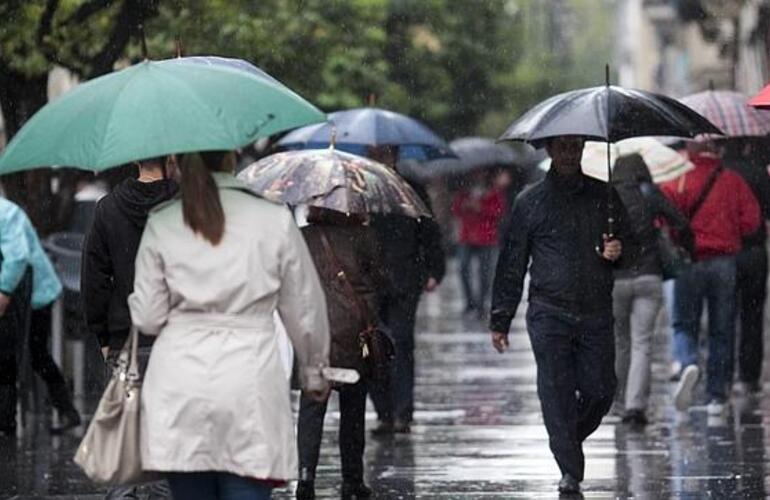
top-left (370, 291), bottom-right (421, 423)
top-left (671, 255), bottom-right (737, 400)
top-left (737, 244), bottom-right (767, 384)
top-left (0, 273), bottom-right (74, 430)
top-left (165, 472), bottom-right (271, 500)
top-left (526, 302), bottom-right (616, 482)
top-left (0, 270), bottom-right (31, 431)
top-left (458, 245), bottom-right (496, 312)
top-left (298, 381), bottom-right (367, 484)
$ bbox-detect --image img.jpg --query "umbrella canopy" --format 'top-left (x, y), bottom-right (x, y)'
top-left (277, 107), bottom-right (456, 162)
top-left (538, 137), bottom-right (693, 183)
top-left (500, 85), bottom-right (723, 146)
top-left (0, 57), bottom-right (324, 174)
top-left (749, 83), bottom-right (770, 109)
top-left (680, 90), bottom-right (770, 138)
top-left (445, 136), bottom-right (546, 176)
top-left (238, 148), bottom-right (430, 218)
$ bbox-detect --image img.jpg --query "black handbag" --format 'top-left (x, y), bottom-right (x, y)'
top-left (657, 226), bottom-right (691, 280)
top-left (318, 230), bottom-right (395, 382)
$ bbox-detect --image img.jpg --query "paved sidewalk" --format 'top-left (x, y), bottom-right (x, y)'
top-left (1, 265), bottom-right (768, 499)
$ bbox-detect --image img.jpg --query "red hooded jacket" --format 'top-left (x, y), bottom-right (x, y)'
top-left (452, 188), bottom-right (505, 246)
top-left (661, 154), bottom-right (761, 261)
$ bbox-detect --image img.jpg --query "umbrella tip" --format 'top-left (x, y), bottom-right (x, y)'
top-left (709, 79), bottom-right (715, 92)
top-left (175, 37), bottom-right (183, 58)
top-left (367, 93), bottom-right (376, 106)
top-left (605, 63), bottom-right (610, 87)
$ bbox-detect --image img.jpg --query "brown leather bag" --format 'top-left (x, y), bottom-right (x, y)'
top-left (319, 229), bottom-right (395, 382)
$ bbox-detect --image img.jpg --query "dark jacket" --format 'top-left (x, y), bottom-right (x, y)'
top-left (81, 178), bottom-right (177, 350)
top-left (490, 170), bottom-right (635, 333)
top-left (371, 182), bottom-right (445, 298)
top-left (613, 154), bottom-right (693, 279)
top-left (721, 147), bottom-right (770, 247)
top-left (301, 224), bottom-right (391, 371)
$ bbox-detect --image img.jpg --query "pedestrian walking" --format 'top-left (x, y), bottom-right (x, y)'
top-left (661, 140), bottom-right (761, 415)
top-left (128, 151), bottom-right (330, 500)
top-left (721, 139), bottom-right (770, 394)
top-left (489, 136), bottom-right (633, 495)
top-left (611, 154), bottom-right (693, 426)
top-left (81, 156), bottom-right (177, 499)
top-left (366, 146), bottom-right (446, 435)
top-left (0, 197), bottom-right (80, 436)
top-left (451, 170), bottom-right (506, 319)
top-left (296, 207), bottom-right (392, 500)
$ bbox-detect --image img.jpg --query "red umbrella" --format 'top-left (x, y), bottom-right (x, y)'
top-left (749, 83), bottom-right (770, 109)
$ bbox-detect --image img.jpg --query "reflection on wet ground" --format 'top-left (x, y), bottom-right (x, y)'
top-left (1, 265), bottom-right (769, 499)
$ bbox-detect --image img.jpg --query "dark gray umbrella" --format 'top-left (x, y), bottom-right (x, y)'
top-left (499, 68), bottom-right (722, 235)
top-left (447, 137), bottom-right (544, 175)
top-left (500, 85), bottom-right (722, 146)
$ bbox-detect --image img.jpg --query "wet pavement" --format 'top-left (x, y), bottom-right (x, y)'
top-left (2, 262), bottom-right (770, 499)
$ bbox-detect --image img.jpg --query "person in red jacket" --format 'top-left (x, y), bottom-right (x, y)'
top-left (452, 170), bottom-right (508, 319)
top-left (661, 140), bottom-right (761, 416)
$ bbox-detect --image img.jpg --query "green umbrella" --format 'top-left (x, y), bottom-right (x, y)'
top-left (0, 58), bottom-right (324, 174)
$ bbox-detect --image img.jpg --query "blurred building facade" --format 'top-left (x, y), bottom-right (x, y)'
top-left (616, 0), bottom-right (770, 95)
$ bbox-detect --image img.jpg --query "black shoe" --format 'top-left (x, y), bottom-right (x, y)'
top-left (621, 409), bottom-right (649, 426)
top-left (342, 482), bottom-right (372, 499)
top-left (558, 473), bottom-right (581, 495)
top-left (50, 408), bottom-right (81, 435)
top-left (393, 420), bottom-right (411, 434)
top-left (296, 480), bottom-right (315, 500)
top-left (371, 421), bottom-right (395, 437)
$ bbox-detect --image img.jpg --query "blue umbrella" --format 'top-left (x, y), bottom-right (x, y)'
top-left (277, 107), bottom-right (456, 162)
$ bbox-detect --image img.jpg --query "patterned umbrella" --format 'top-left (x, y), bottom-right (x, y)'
top-left (538, 137), bottom-right (693, 183)
top-left (237, 148), bottom-right (430, 218)
top-left (680, 90), bottom-right (770, 138)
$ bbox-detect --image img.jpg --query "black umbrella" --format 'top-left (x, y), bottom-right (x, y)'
top-left (499, 66), bottom-right (723, 233)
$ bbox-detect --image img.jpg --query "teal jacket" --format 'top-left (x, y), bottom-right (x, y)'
top-left (0, 198), bottom-right (62, 309)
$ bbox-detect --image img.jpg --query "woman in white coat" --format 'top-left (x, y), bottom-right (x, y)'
top-left (129, 151), bottom-right (330, 500)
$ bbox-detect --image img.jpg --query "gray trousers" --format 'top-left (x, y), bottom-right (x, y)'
top-left (613, 275), bottom-right (663, 412)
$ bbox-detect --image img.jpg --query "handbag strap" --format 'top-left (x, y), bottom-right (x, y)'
top-left (318, 228), bottom-right (374, 327)
top-left (117, 327), bottom-right (141, 382)
top-left (686, 166), bottom-right (722, 220)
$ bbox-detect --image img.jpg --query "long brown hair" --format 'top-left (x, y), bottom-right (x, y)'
top-left (179, 151), bottom-right (229, 245)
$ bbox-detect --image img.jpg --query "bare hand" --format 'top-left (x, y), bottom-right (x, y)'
top-left (0, 293), bottom-right (10, 318)
top-left (491, 331), bottom-right (509, 353)
top-left (304, 385), bottom-right (331, 403)
top-left (602, 235), bottom-right (622, 262)
top-left (425, 277), bottom-right (439, 292)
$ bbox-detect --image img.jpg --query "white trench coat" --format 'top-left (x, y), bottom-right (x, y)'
top-left (128, 173), bottom-right (330, 481)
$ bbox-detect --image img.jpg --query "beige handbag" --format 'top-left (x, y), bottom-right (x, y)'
top-left (73, 328), bottom-right (158, 484)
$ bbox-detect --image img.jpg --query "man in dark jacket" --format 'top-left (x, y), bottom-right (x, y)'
top-left (367, 146), bottom-right (446, 435)
top-left (489, 136), bottom-right (631, 495)
top-left (82, 158), bottom-right (177, 354)
top-left (721, 139), bottom-right (770, 394)
top-left (81, 156), bottom-right (177, 500)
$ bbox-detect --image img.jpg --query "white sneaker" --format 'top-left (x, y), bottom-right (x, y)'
top-left (707, 399), bottom-right (727, 416)
top-left (674, 365), bottom-right (700, 411)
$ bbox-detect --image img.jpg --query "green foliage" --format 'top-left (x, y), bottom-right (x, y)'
top-left (2, 0), bottom-right (617, 140)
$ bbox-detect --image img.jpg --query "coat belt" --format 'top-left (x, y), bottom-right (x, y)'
top-left (166, 312), bottom-right (275, 332)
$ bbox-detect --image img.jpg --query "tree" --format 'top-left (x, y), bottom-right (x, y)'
top-left (0, 0), bottom-right (160, 233)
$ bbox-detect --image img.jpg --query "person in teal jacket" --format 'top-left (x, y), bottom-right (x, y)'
top-left (0, 197), bottom-right (80, 436)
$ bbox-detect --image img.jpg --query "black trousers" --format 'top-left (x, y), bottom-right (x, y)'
top-left (369, 291), bottom-right (421, 423)
top-left (737, 244), bottom-right (768, 384)
top-left (0, 271), bottom-right (32, 431)
top-left (298, 381), bottom-right (367, 484)
top-left (526, 302), bottom-right (616, 482)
